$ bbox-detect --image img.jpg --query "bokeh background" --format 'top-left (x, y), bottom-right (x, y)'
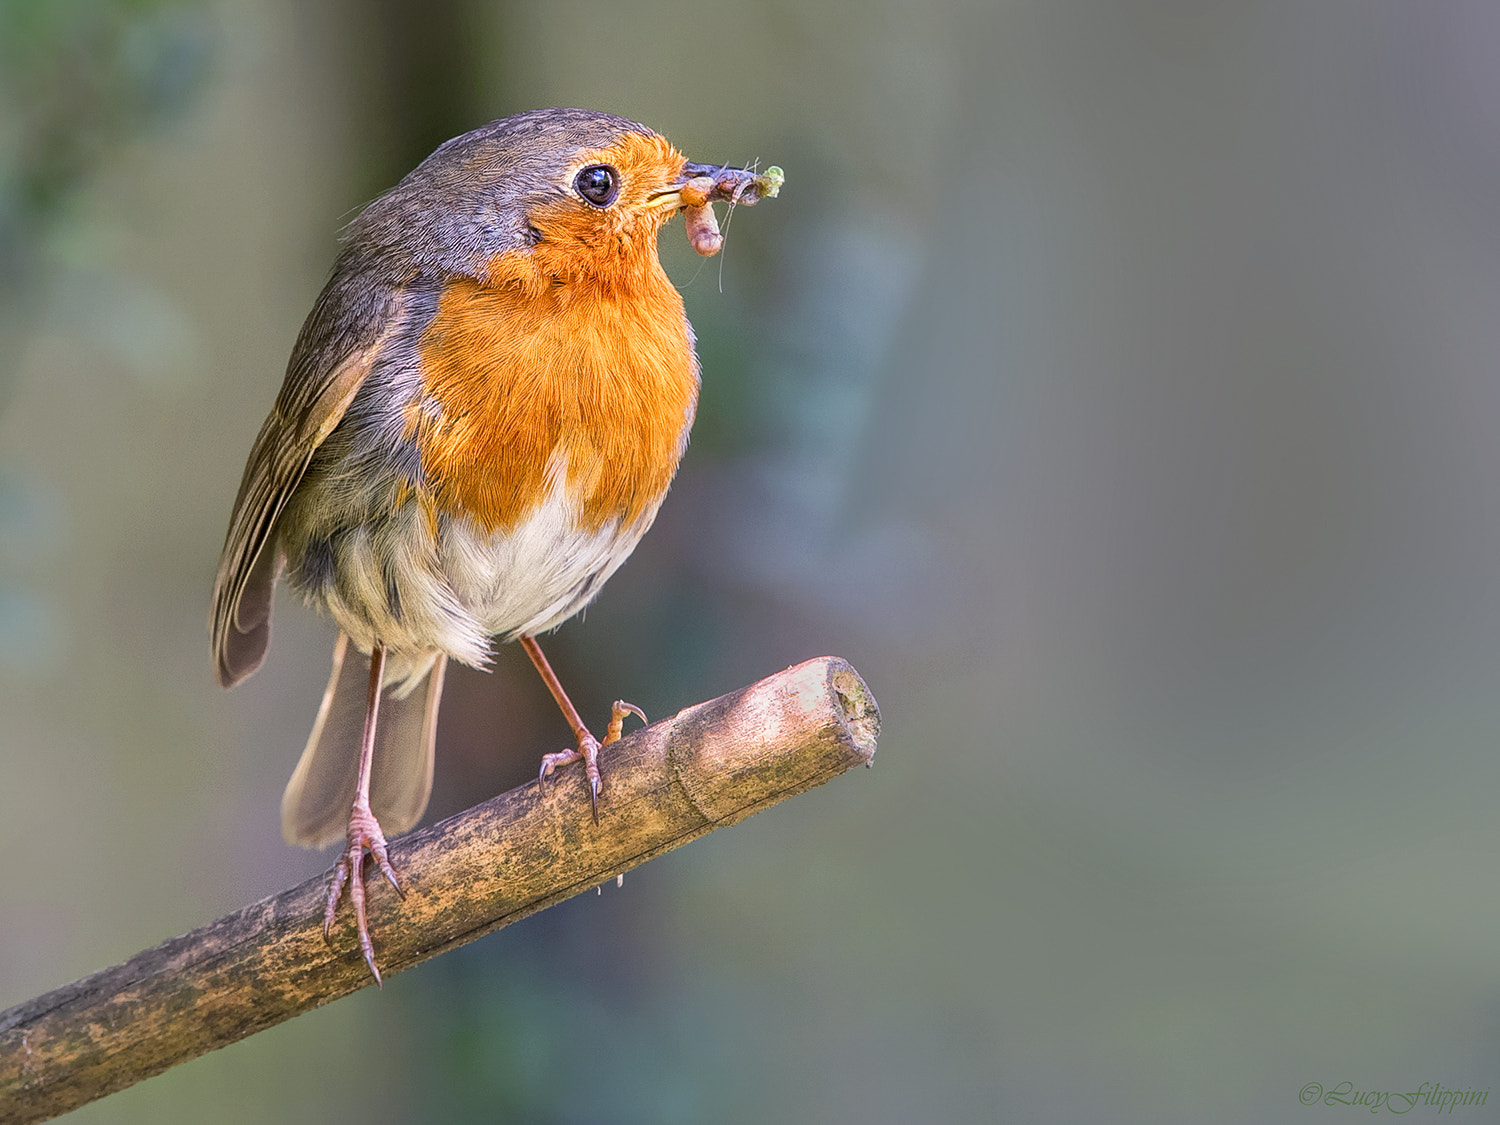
top-left (5, 1), bottom-right (1500, 1121)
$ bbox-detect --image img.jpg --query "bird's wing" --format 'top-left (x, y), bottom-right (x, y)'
top-left (210, 276), bottom-right (406, 688)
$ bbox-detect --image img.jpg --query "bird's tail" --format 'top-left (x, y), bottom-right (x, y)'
top-left (281, 632), bottom-right (447, 849)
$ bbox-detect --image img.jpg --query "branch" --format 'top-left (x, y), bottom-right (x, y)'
top-left (0, 657), bottom-right (880, 1125)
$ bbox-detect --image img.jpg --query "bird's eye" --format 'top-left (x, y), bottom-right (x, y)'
top-left (574, 164), bottom-right (620, 207)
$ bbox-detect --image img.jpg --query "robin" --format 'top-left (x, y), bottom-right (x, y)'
top-left (210, 108), bottom-right (781, 982)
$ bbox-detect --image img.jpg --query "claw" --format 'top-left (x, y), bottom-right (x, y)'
top-left (537, 746), bottom-right (579, 790)
top-left (323, 804), bottom-right (400, 986)
top-left (369, 839), bottom-right (405, 898)
top-left (537, 729), bottom-right (606, 822)
top-left (321, 859), bottom-right (350, 945)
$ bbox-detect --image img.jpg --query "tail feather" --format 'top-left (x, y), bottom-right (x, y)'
top-left (281, 633), bottom-right (446, 849)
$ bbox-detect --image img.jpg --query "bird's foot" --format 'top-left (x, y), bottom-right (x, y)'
top-left (323, 803), bottom-right (405, 985)
top-left (537, 700), bottom-right (646, 822)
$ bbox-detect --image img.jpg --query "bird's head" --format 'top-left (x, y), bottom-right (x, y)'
top-left (346, 108), bottom-right (781, 288)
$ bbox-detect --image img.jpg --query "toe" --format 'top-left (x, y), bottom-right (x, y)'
top-left (604, 701), bottom-right (647, 744)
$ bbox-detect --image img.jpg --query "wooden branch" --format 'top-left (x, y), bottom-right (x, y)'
top-left (0, 657), bottom-right (879, 1125)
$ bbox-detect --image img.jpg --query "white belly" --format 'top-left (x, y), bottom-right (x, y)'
top-left (444, 478), bottom-right (650, 643)
top-left (308, 471), bottom-right (655, 685)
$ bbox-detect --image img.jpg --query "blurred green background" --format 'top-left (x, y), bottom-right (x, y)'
top-left (5, 1), bottom-right (1500, 1121)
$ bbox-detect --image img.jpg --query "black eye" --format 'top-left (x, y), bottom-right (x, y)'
top-left (574, 164), bottom-right (620, 207)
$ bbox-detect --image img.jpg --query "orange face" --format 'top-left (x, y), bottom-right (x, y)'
top-left (519, 131), bottom-right (691, 288)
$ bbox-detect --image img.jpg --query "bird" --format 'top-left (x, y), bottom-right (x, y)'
top-left (210, 107), bottom-right (781, 983)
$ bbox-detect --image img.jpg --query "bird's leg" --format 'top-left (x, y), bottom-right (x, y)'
top-left (322, 642), bottom-right (404, 985)
top-left (521, 634), bottom-right (645, 822)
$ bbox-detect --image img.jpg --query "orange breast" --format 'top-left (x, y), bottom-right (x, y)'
top-left (413, 249), bottom-right (698, 535)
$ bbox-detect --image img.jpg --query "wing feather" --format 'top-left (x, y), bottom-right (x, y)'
top-left (210, 277), bottom-right (406, 687)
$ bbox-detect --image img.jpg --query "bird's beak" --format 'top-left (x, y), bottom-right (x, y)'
top-left (649, 162), bottom-right (784, 213)
top-left (679, 162), bottom-right (784, 206)
top-left (650, 161), bottom-right (783, 257)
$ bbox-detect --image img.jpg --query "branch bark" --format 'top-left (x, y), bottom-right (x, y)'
top-left (0, 656), bottom-right (879, 1125)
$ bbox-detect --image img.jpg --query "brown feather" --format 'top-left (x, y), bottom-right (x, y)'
top-left (210, 301), bottom-right (405, 686)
